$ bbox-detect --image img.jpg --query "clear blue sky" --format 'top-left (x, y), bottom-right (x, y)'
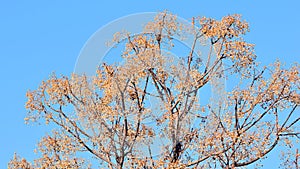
top-left (0, 1), bottom-right (299, 168)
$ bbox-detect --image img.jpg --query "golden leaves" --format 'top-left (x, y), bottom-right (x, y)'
top-left (8, 153), bottom-right (33, 169)
top-left (15, 11), bottom-right (300, 169)
top-left (25, 91), bottom-right (35, 110)
top-left (199, 14), bottom-right (249, 39)
top-left (223, 40), bottom-right (256, 68)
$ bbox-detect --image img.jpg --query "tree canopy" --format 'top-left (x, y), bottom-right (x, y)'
top-left (9, 12), bottom-right (299, 169)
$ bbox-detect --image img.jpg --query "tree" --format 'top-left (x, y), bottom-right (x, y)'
top-left (9, 12), bottom-right (299, 169)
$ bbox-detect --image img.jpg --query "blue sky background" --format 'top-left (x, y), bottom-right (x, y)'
top-left (0, 1), bottom-right (299, 168)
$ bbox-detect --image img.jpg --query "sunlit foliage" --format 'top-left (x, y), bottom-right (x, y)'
top-left (9, 12), bottom-right (299, 169)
